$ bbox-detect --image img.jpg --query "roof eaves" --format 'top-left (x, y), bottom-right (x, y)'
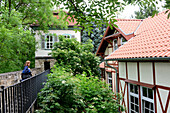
top-left (105, 57), bottom-right (170, 62)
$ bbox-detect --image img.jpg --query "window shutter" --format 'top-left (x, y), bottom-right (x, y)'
top-left (41, 35), bottom-right (45, 49)
top-left (54, 35), bottom-right (58, 42)
top-left (71, 35), bottom-right (75, 38)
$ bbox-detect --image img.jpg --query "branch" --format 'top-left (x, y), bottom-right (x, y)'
top-left (8, 0), bottom-right (11, 17)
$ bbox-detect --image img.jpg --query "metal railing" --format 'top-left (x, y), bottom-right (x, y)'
top-left (0, 69), bottom-right (50, 113)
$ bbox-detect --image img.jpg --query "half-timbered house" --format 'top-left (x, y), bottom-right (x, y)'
top-left (97, 18), bottom-right (143, 92)
top-left (98, 11), bottom-right (170, 113)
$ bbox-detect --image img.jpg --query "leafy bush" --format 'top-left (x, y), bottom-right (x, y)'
top-left (36, 66), bottom-right (124, 113)
top-left (50, 36), bottom-right (100, 77)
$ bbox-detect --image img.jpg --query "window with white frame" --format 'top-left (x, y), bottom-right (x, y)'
top-left (45, 35), bottom-right (54, 49)
top-left (141, 87), bottom-right (154, 113)
top-left (129, 84), bottom-right (139, 113)
top-left (129, 84), bottom-right (154, 113)
top-left (107, 72), bottom-right (112, 89)
top-left (63, 34), bottom-right (75, 39)
top-left (41, 34), bottom-right (75, 49)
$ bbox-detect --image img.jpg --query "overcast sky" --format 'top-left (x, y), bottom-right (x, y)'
top-left (117, 0), bottom-right (166, 19)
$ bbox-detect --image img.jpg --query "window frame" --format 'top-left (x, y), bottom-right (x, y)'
top-left (128, 83), bottom-right (139, 113)
top-left (107, 72), bottom-right (112, 90)
top-left (44, 34), bottom-right (55, 50)
top-left (141, 86), bottom-right (154, 113)
top-left (128, 83), bottom-right (155, 113)
top-left (42, 34), bottom-right (75, 50)
top-left (62, 34), bottom-right (75, 39)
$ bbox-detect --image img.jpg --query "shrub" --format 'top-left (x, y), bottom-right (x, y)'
top-left (50, 36), bottom-right (100, 77)
top-left (36, 66), bottom-right (124, 113)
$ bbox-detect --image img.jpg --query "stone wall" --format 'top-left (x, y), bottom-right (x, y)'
top-left (35, 58), bottom-right (56, 72)
top-left (0, 68), bottom-right (41, 87)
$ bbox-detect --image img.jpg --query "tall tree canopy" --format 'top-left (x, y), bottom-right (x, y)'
top-left (134, 4), bottom-right (159, 19)
top-left (81, 24), bottom-right (106, 54)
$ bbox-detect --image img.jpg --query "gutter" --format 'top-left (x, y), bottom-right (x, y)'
top-left (104, 59), bottom-right (118, 93)
top-left (105, 57), bottom-right (170, 62)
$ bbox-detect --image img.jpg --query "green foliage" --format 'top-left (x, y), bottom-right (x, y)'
top-left (36, 66), bottom-right (124, 113)
top-left (0, 0), bottom-right (67, 73)
top-left (82, 24), bottom-right (106, 54)
top-left (0, 10), bottom-right (36, 73)
top-left (55, 0), bottom-right (124, 34)
top-left (50, 36), bottom-right (100, 76)
top-left (134, 4), bottom-right (159, 19)
top-left (124, 0), bottom-right (170, 19)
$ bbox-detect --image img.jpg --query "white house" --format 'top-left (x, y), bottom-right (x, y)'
top-left (98, 10), bottom-right (170, 113)
top-left (31, 13), bottom-right (81, 71)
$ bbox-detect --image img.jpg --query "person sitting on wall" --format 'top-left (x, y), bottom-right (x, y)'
top-left (21, 60), bottom-right (32, 81)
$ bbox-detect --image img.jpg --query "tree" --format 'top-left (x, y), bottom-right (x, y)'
top-left (50, 36), bottom-right (100, 76)
top-left (0, 10), bottom-right (36, 73)
top-left (134, 4), bottom-right (159, 19)
top-left (0, 0), bottom-right (67, 73)
top-left (82, 24), bottom-right (106, 54)
top-left (124, 0), bottom-right (170, 18)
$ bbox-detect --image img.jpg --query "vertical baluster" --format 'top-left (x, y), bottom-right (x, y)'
top-left (8, 88), bottom-right (10, 113)
top-left (1, 86), bottom-right (5, 113)
top-left (5, 89), bottom-right (7, 113)
top-left (17, 84), bottom-right (20, 113)
top-left (13, 86), bottom-right (16, 113)
top-left (20, 83), bottom-right (23, 113)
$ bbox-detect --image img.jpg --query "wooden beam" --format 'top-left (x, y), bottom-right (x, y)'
top-left (106, 40), bottom-right (113, 45)
top-left (104, 33), bottom-right (121, 40)
top-left (153, 62), bottom-right (157, 113)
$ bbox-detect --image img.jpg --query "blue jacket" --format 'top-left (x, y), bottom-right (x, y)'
top-left (22, 66), bottom-right (31, 74)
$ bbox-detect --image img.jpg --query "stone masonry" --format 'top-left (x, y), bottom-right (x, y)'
top-left (0, 68), bottom-right (41, 87)
top-left (35, 58), bottom-right (56, 72)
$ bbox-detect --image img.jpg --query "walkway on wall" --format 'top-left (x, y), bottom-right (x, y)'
top-left (0, 69), bottom-right (50, 113)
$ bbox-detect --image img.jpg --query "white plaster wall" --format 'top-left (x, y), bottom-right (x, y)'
top-left (104, 47), bottom-right (109, 56)
top-left (108, 48), bottom-right (113, 55)
top-left (127, 62), bottom-right (138, 81)
top-left (119, 62), bottom-right (126, 79)
top-left (155, 62), bottom-right (170, 86)
top-left (156, 89), bottom-right (170, 113)
top-left (35, 30), bottom-right (81, 57)
top-left (139, 62), bottom-right (153, 84)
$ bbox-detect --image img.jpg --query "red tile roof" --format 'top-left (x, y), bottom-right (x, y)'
top-left (116, 19), bottom-right (142, 34)
top-left (96, 19), bottom-right (141, 55)
top-left (106, 11), bottom-right (170, 60)
top-left (99, 62), bottom-right (105, 68)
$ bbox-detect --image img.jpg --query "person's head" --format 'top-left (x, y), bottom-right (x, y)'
top-left (25, 60), bottom-right (31, 67)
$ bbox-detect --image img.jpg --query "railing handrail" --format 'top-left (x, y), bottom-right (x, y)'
top-left (2, 70), bottom-right (49, 90)
top-left (0, 69), bottom-right (50, 113)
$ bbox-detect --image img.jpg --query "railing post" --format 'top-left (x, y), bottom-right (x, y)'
top-left (1, 86), bottom-right (5, 113)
